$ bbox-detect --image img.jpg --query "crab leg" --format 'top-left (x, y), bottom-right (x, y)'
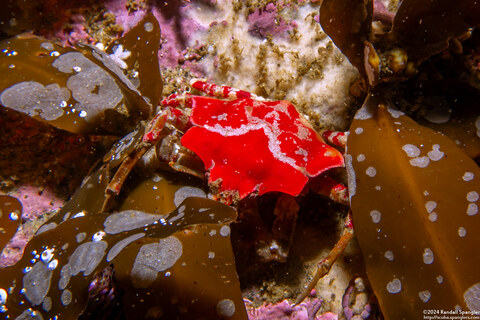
top-left (190, 79), bottom-right (265, 100)
top-left (101, 146), bottom-right (148, 212)
top-left (309, 174), bottom-right (349, 205)
top-left (322, 130), bottom-right (348, 148)
top-left (296, 210), bottom-right (354, 304)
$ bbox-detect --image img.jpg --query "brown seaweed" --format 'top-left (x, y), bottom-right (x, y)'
top-left (0, 195), bottom-right (22, 251)
top-left (0, 197), bottom-right (242, 319)
top-left (0, 12), bottom-right (160, 135)
top-left (319, 0), bottom-right (480, 317)
top-left (319, 0), bottom-right (373, 80)
top-left (346, 95), bottom-right (480, 317)
top-left (389, 0), bottom-right (480, 64)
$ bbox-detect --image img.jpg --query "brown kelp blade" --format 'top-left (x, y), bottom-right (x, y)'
top-left (106, 12), bottom-right (163, 113)
top-left (0, 13), bottom-right (161, 134)
top-left (112, 224), bottom-right (248, 320)
top-left (0, 195), bottom-right (22, 251)
top-left (346, 95), bottom-right (480, 318)
top-left (0, 197), bottom-right (238, 319)
top-left (320, 0), bottom-right (373, 80)
top-left (390, 0), bottom-right (480, 64)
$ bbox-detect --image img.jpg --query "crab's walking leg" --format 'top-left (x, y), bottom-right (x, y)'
top-left (322, 131), bottom-right (347, 148)
top-left (190, 79), bottom-right (265, 100)
top-left (296, 210), bottom-right (354, 304)
top-left (101, 147), bottom-right (148, 212)
top-left (310, 174), bottom-right (349, 205)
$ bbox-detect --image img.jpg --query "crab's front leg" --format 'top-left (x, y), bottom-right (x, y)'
top-left (101, 107), bottom-right (201, 212)
top-left (296, 210), bottom-right (354, 304)
top-left (296, 130), bottom-right (353, 304)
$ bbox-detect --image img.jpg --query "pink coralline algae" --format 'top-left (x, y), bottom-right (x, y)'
top-left (246, 298), bottom-right (338, 320)
top-left (14, 185), bottom-right (63, 220)
top-left (0, 186), bottom-right (64, 267)
top-left (247, 3), bottom-right (294, 39)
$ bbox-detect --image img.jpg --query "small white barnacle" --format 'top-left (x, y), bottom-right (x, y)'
top-left (355, 127), bottom-right (364, 134)
top-left (40, 248), bottom-right (54, 264)
top-left (423, 248), bottom-right (434, 264)
top-left (466, 191), bottom-right (479, 203)
top-left (357, 154), bottom-right (365, 162)
top-left (23, 266), bottom-right (32, 274)
top-left (428, 212), bottom-right (438, 222)
top-left (92, 231), bottom-right (106, 242)
top-left (386, 278), bottom-right (402, 294)
top-left (418, 290), bottom-right (431, 303)
top-left (436, 275), bottom-right (443, 284)
top-left (458, 227), bottom-right (467, 237)
top-left (0, 288), bottom-right (7, 306)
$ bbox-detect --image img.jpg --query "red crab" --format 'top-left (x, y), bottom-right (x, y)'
top-left (110, 79), bottom-right (356, 302)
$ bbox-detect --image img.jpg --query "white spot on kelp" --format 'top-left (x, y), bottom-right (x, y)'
top-left (345, 153), bottom-right (356, 201)
top-left (0, 81), bottom-right (70, 121)
top-left (467, 203), bottom-right (478, 216)
top-left (130, 236), bottom-right (183, 288)
top-left (458, 227), bottom-right (467, 238)
top-left (174, 187), bottom-right (206, 207)
top-left (144, 22), bottom-right (154, 32)
top-left (370, 210), bottom-right (381, 223)
top-left (402, 144), bottom-right (421, 158)
top-left (464, 283), bottom-right (480, 311)
top-left (384, 251), bottom-right (394, 261)
top-left (357, 154), bottom-right (365, 162)
top-left (467, 191), bottom-right (479, 202)
top-left (387, 106), bottom-right (404, 118)
top-left (427, 144), bottom-right (444, 161)
top-left (0, 288), bottom-right (7, 306)
top-left (425, 201), bottom-right (437, 213)
top-left (387, 278), bottom-right (402, 294)
top-left (366, 167), bottom-right (376, 177)
top-left (220, 225), bottom-right (230, 237)
top-left (216, 298), bottom-right (235, 317)
top-left (419, 290), bottom-right (431, 303)
top-left (428, 212), bottom-right (438, 222)
top-left (463, 172), bottom-right (474, 181)
top-left (423, 248), bottom-right (434, 264)
top-left (61, 289), bottom-right (72, 306)
top-left (410, 156), bottom-right (430, 168)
